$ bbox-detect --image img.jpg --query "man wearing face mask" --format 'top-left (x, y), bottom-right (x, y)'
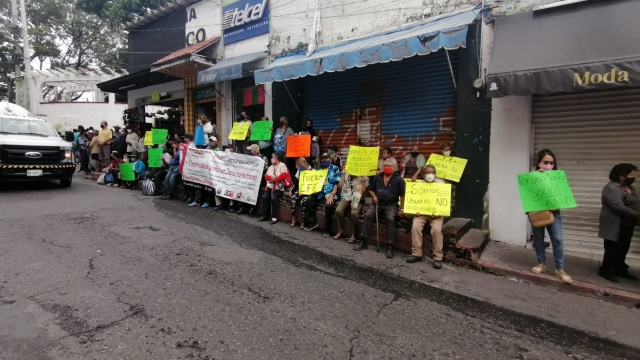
top-left (407, 164), bottom-right (448, 269)
top-left (304, 153), bottom-right (342, 235)
top-left (354, 158), bottom-right (405, 258)
top-left (97, 120), bottom-right (113, 169)
top-left (235, 110), bottom-right (253, 154)
top-left (440, 142), bottom-right (452, 157)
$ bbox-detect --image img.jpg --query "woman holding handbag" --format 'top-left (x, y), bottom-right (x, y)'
top-left (529, 149), bottom-right (572, 284)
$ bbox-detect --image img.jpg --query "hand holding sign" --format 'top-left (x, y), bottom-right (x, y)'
top-left (250, 121), bottom-right (273, 141)
top-left (345, 146), bottom-right (379, 176)
top-left (404, 182), bottom-right (451, 216)
top-left (426, 154), bottom-right (467, 182)
top-left (286, 135), bottom-right (311, 158)
top-left (228, 122), bottom-right (251, 140)
top-left (517, 170), bottom-right (577, 212)
top-left (299, 169), bottom-right (328, 195)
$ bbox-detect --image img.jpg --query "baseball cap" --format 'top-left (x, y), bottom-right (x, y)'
top-left (247, 144), bottom-right (260, 153)
top-left (209, 136), bottom-right (217, 142)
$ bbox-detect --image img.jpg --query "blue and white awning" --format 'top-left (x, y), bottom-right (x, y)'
top-left (254, 7), bottom-right (481, 84)
top-left (198, 52), bottom-right (267, 85)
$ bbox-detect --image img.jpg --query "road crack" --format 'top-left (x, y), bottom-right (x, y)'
top-left (41, 238), bottom-right (72, 249)
top-left (348, 327), bottom-right (360, 360)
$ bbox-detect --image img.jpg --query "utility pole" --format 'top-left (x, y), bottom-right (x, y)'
top-left (9, 0), bottom-right (20, 102)
top-left (18, 0), bottom-right (33, 112)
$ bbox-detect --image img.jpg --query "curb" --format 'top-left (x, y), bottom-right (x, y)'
top-left (444, 255), bottom-right (640, 308)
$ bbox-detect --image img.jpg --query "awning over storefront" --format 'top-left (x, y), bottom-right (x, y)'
top-left (253, 7), bottom-right (480, 85)
top-left (197, 52), bottom-right (267, 85)
top-left (150, 37), bottom-right (220, 79)
top-left (97, 68), bottom-right (181, 95)
top-left (486, 0), bottom-right (640, 98)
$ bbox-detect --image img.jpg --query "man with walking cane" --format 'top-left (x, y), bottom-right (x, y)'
top-left (353, 158), bottom-right (406, 259)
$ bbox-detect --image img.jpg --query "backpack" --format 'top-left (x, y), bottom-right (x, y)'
top-left (142, 179), bottom-right (155, 196)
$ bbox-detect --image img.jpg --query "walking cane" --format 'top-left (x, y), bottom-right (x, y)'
top-left (375, 204), bottom-right (380, 252)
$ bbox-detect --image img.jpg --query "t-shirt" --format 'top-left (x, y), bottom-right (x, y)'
top-left (89, 137), bottom-right (100, 154)
top-left (98, 128), bottom-right (113, 145)
top-left (368, 173), bottom-right (406, 206)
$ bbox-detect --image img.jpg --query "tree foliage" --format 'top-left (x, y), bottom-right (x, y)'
top-left (77, 0), bottom-right (167, 27)
top-left (0, 0), bottom-right (129, 101)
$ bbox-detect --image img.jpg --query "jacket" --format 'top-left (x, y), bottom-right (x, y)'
top-left (598, 181), bottom-right (639, 241)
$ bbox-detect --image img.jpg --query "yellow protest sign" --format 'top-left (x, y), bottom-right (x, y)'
top-left (143, 131), bottom-right (154, 146)
top-left (426, 154), bottom-right (468, 182)
top-left (404, 182), bottom-right (452, 216)
top-left (345, 146), bottom-right (379, 176)
top-left (299, 169), bottom-right (328, 195)
top-left (228, 122), bottom-right (250, 140)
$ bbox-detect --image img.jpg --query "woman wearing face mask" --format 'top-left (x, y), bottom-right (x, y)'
top-left (259, 152), bottom-right (290, 224)
top-left (274, 117), bottom-right (295, 155)
top-left (334, 165), bottom-right (368, 242)
top-left (327, 145), bottom-right (342, 167)
top-left (401, 145), bottom-right (426, 179)
top-left (598, 163), bottom-right (640, 283)
top-left (440, 142), bottom-right (452, 156)
top-left (289, 157), bottom-right (313, 228)
top-left (529, 149), bottom-right (572, 284)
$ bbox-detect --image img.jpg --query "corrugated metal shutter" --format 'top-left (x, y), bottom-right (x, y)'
top-left (302, 51), bottom-right (458, 164)
top-left (532, 88), bottom-right (640, 266)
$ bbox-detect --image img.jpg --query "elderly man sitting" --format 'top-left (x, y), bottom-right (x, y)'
top-left (406, 164), bottom-right (447, 269)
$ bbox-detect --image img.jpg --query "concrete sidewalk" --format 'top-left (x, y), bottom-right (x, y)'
top-left (474, 241), bottom-right (640, 307)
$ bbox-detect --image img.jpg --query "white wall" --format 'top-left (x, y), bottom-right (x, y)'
top-left (39, 102), bottom-right (128, 131)
top-left (127, 80), bottom-right (184, 108)
top-left (268, 0), bottom-right (561, 56)
top-left (488, 95), bottom-right (532, 246)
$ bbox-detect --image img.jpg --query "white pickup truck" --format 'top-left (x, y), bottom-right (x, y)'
top-left (0, 102), bottom-right (75, 187)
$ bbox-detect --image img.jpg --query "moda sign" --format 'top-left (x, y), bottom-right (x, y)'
top-left (222, 0), bottom-right (269, 45)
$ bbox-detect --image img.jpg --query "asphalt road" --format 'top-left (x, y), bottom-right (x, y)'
top-left (1, 175), bottom-right (640, 360)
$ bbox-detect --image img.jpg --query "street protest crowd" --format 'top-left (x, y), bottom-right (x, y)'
top-left (72, 114), bottom-right (640, 283)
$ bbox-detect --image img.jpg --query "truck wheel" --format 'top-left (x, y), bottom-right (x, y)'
top-left (60, 179), bottom-right (72, 187)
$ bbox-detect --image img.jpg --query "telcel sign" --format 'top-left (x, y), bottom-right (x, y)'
top-left (222, 0), bottom-right (269, 45)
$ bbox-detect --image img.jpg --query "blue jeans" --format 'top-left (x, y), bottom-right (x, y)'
top-left (531, 211), bottom-right (565, 270)
top-left (163, 166), bottom-right (180, 196)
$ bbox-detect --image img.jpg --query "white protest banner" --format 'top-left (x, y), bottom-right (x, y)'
top-left (182, 148), bottom-right (265, 205)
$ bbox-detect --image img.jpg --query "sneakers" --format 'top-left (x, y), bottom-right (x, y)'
top-left (385, 246), bottom-right (394, 259)
top-left (213, 206), bottom-right (222, 210)
top-left (188, 202), bottom-right (198, 207)
top-left (270, 218), bottom-right (278, 225)
top-left (405, 255), bottom-right (423, 263)
top-left (531, 264), bottom-right (547, 274)
top-left (201, 203), bottom-right (210, 209)
top-left (555, 269), bottom-right (573, 284)
top-left (353, 238), bottom-right (368, 251)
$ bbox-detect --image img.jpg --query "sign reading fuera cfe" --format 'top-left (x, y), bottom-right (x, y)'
top-left (222, 0), bottom-right (269, 45)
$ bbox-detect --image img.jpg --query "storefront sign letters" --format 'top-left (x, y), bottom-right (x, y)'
top-left (574, 68), bottom-right (630, 86)
top-left (185, 1), bottom-right (220, 46)
top-left (194, 86), bottom-right (217, 101)
top-left (222, 0), bottom-right (269, 45)
top-left (197, 64), bottom-right (243, 85)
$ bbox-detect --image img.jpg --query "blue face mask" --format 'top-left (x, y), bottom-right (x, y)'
top-left (247, 151), bottom-right (252, 155)
top-left (298, 166), bottom-right (306, 172)
top-left (321, 161), bottom-right (331, 168)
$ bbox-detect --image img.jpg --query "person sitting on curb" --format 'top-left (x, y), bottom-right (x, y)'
top-left (406, 164), bottom-right (447, 269)
top-left (334, 165), bottom-right (368, 242)
top-left (353, 158), bottom-right (405, 258)
top-left (304, 153), bottom-right (342, 236)
top-left (259, 152), bottom-right (290, 224)
top-left (289, 157), bottom-right (313, 229)
top-left (161, 143), bottom-right (181, 200)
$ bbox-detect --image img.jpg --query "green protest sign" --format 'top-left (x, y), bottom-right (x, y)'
top-left (250, 121), bottom-right (273, 141)
top-left (119, 163), bottom-right (135, 181)
top-left (148, 148), bottom-right (163, 168)
top-left (152, 129), bottom-right (168, 144)
top-left (517, 170), bottom-right (577, 212)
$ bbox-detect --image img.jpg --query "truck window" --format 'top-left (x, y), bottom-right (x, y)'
top-left (0, 117), bottom-right (59, 137)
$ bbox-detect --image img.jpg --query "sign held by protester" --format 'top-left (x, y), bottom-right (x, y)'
top-left (404, 182), bottom-right (452, 216)
top-left (152, 129), bottom-right (168, 145)
top-left (148, 148), bottom-right (163, 168)
top-left (517, 170), bottom-right (577, 213)
top-left (228, 122), bottom-right (250, 140)
top-left (143, 131), bottom-right (154, 146)
top-left (298, 169), bottom-right (328, 195)
top-left (250, 121), bottom-right (273, 141)
top-left (345, 146), bottom-right (379, 176)
top-left (426, 154), bottom-right (468, 182)
top-left (286, 135), bottom-right (311, 157)
top-left (119, 163), bottom-right (135, 181)
top-left (182, 148), bottom-right (265, 205)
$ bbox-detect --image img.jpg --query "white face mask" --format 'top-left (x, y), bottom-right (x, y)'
top-left (443, 151), bottom-right (451, 156)
top-left (123, 157), bottom-right (129, 163)
top-left (424, 173), bottom-right (436, 182)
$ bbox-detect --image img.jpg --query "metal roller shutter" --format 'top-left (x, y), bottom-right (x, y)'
top-left (532, 88), bottom-right (640, 266)
top-left (302, 51), bottom-right (458, 164)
